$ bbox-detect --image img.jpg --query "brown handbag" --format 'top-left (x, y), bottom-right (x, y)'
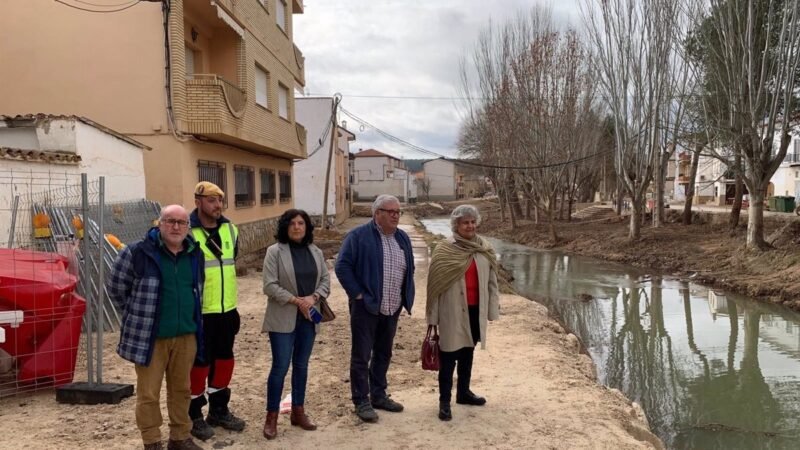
top-left (318, 298), bottom-right (336, 323)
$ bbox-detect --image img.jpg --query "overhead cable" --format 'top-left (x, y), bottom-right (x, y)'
top-left (338, 105), bottom-right (612, 171)
top-left (53, 0), bottom-right (141, 13)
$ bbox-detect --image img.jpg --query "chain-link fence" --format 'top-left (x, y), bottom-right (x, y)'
top-left (0, 170), bottom-right (159, 397)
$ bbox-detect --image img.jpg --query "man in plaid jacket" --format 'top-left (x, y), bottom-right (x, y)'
top-left (107, 205), bottom-right (205, 450)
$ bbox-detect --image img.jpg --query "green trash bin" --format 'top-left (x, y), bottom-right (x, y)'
top-left (785, 196), bottom-right (796, 213)
top-left (775, 196), bottom-right (796, 213)
top-left (768, 196), bottom-right (778, 211)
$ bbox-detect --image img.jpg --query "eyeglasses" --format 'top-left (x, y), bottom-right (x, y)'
top-left (379, 208), bottom-right (403, 217)
top-left (161, 218), bottom-right (190, 227)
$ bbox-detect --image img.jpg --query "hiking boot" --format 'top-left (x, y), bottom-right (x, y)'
top-left (371, 396), bottom-right (404, 412)
top-left (143, 442), bottom-right (163, 450)
top-left (190, 417), bottom-right (215, 441)
top-left (355, 402), bottom-right (379, 423)
top-left (207, 410), bottom-right (246, 431)
top-left (456, 390), bottom-right (486, 406)
top-left (166, 438), bottom-right (202, 450)
top-left (438, 402), bottom-right (452, 421)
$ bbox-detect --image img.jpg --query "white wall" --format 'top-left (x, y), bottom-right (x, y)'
top-left (75, 121), bottom-right (146, 202)
top-left (294, 98), bottom-right (335, 216)
top-left (352, 156), bottom-right (406, 201)
top-left (424, 159), bottom-right (456, 200)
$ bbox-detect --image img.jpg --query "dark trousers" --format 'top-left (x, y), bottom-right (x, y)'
top-left (349, 298), bottom-right (400, 406)
top-left (190, 309), bottom-right (240, 419)
top-left (266, 312), bottom-right (316, 412)
top-left (439, 305), bottom-right (480, 403)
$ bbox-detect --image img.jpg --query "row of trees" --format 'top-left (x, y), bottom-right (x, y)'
top-left (458, 0), bottom-right (800, 249)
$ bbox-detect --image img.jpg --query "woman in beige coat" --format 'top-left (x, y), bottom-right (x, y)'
top-left (261, 209), bottom-right (330, 440)
top-left (426, 204), bottom-right (499, 421)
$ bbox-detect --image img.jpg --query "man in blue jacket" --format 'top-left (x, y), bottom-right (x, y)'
top-left (107, 205), bottom-right (205, 450)
top-left (335, 194), bottom-right (415, 423)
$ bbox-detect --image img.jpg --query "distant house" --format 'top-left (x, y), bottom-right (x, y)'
top-left (420, 158), bottom-right (490, 201)
top-left (351, 149), bottom-right (409, 202)
top-left (423, 158), bottom-right (458, 201)
top-left (0, 114), bottom-right (149, 246)
top-left (770, 133), bottom-right (800, 201)
top-left (295, 98), bottom-right (355, 225)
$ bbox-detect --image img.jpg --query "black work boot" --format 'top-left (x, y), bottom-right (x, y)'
top-left (207, 388), bottom-right (246, 431)
top-left (189, 396), bottom-right (214, 440)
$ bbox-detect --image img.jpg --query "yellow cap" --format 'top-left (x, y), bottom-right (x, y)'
top-left (194, 181), bottom-right (224, 198)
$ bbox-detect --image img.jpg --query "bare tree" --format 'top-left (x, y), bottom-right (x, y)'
top-left (458, 6), bottom-right (602, 241)
top-left (694, 0), bottom-right (800, 248)
top-left (582, 0), bottom-right (685, 239)
top-left (415, 177), bottom-right (432, 201)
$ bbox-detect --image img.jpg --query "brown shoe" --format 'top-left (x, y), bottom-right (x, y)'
top-left (166, 438), bottom-right (202, 450)
top-left (143, 442), bottom-right (163, 450)
top-left (263, 411), bottom-right (279, 440)
top-left (290, 405), bottom-right (317, 431)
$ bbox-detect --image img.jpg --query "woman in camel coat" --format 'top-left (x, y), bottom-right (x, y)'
top-left (426, 204), bottom-right (499, 422)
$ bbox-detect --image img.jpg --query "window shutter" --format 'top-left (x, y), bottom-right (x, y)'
top-left (256, 66), bottom-right (268, 107)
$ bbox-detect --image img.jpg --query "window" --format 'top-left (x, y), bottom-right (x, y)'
top-left (185, 45), bottom-right (196, 77)
top-left (255, 65), bottom-right (269, 108)
top-left (198, 160), bottom-right (227, 208)
top-left (234, 165), bottom-right (255, 207)
top-left (260, 169), bottom-right (276, 205)
top-left (278, 83), bottom-right (289, 119)
top-left (276, 0), bottom-right (286, 31)
top-left (279, 171), bottom-right (292, 203)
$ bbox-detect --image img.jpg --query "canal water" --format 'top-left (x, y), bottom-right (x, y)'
top-left (421, 219), bottom-right (800, 450)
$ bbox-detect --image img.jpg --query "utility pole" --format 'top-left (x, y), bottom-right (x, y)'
top-left (321, 95), bottom-right (341, 229)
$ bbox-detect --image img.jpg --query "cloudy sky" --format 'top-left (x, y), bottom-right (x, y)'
top-left (294, 0), bottom-right (581, 160)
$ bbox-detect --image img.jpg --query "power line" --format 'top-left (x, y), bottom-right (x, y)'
top-left (339, 105), bottom-right (612, 171)
top-left (53, 0), bottom-right (141, 13)
top-left (71, 0), bottom-right (139, 7)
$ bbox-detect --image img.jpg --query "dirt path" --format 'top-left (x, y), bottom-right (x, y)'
top-left (0, 219), bottom-right (662, 449)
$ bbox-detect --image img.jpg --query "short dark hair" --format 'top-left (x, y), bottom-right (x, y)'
top-left (275, 209), bottom-right (314, 245)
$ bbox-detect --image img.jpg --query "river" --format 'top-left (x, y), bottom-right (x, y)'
top-left (421, 218), bottom-right (800, 450)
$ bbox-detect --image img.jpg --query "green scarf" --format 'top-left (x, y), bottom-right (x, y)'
top-left (427, 234), bottom-right (498, 303)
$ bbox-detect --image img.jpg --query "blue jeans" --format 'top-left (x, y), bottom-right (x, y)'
top-left (266, 313), bottom-right (316, 412)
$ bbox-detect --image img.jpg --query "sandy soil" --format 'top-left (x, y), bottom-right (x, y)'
top-left (0, 218), bottom-right (661, 450)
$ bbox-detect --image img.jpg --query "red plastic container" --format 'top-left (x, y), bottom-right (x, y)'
top-left (0, 249), bottom-right (85, 389)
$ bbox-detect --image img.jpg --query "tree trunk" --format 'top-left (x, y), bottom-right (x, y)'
top-left (568, 193), bottom-right (574, 222)
top-left (547, 204), bottom-right (558, 242)
top-left (615, 181), bottom-right (624, 216)
top-left (655, 151), bottom-right (670, 227)
top-left (629, 196), bottom-right (642, 239)
top-left (504, 179), bottom-right (518, 229)
top-left (682, 148), bottom-right (701, 225)
top-left (729, 153), bottom-right (744, 229)
top-left (745, 188), bottom-right (768, 249)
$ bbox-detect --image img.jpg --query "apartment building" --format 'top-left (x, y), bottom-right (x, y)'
top-left (0, 0), bottom-right (307, 252)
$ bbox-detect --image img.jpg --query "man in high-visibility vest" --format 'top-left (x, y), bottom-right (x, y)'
top-left (188, 181), bottom-right (245, 441)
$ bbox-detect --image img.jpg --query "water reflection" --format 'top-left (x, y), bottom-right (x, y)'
top-left (420, 219), bottom-right (800, 450)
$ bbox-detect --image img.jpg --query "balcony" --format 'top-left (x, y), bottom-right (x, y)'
top-left (293, 43), bottom-right (305, 86)
top-left (784, 153), bottom-right (800, 165)
top-left (677, 175), bottom-right (691, 184)
top-left (295, 123), bottom-right (307, 156)
top-left (185, 74), bottom-right (246, 136)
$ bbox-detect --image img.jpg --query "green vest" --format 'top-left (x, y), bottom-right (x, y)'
top-left (192, 222), bottom-right (238, 314)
